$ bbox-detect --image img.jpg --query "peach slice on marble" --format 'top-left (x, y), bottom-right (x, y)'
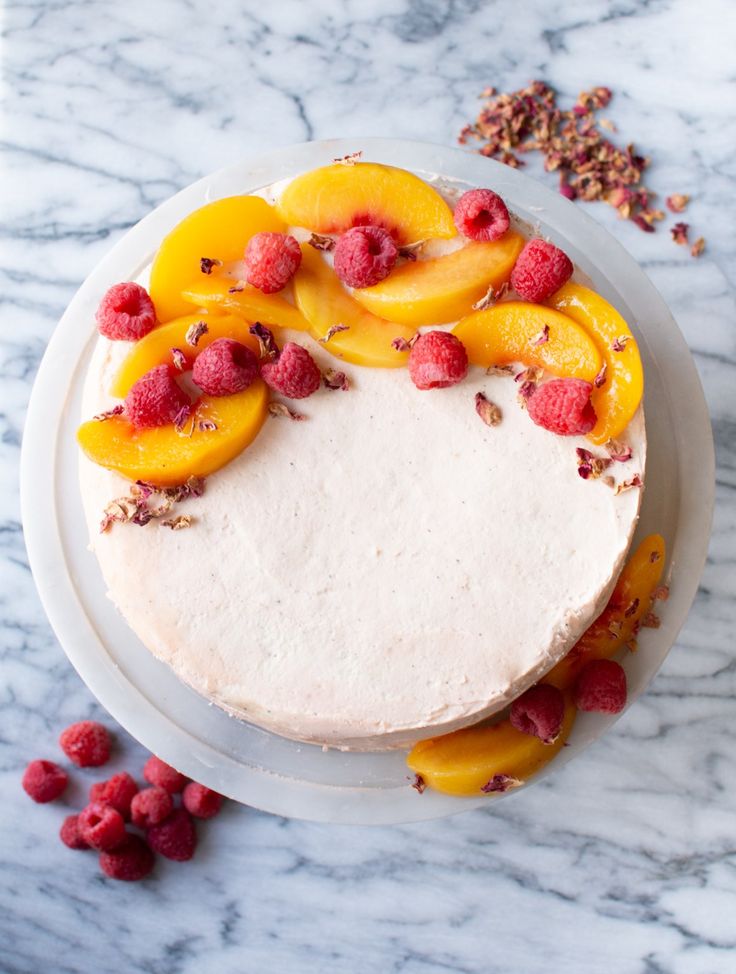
top-left (276, 162), bottom-right (456, 246)
top-left (180, 277), bottom-right (309, 334)
top-left (407, 697), bottom-right (576, 797)
top-left (544, 534), bottom-right (666, 690)
top-left (546, 282), bottom-right (644, 445)
top-left (292, 245), bottom-right (416, 368)
top-left (452, 303), bottom-right (603, 383)
top-left (350, 233), bottom-right (524, 326)
top-left (149, 196), bottom-right (285, 323)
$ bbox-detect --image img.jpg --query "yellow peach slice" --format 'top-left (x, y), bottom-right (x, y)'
top-left (350, 234), bottom-right (525, 325)
top-left (150, 196), bottom-right (285, 323)
top-left (407, 697), bottom-right (576, 797)
top-left (544, 534), bottom-right (666, 690)
top-left (180, 277), bottom-right (309, 333)
top-left (453, 303), bottom-right (603, 383)
top-left (292, 245), bottom-right (416, 367)
top-left (276, 162), bottom-right (456, 246)
top-left (547, 283), bottom-right (644, 444)
top-left (77, 381), bottom-right (268, 487)
top-left (111, 314), bottom-right (260, 399)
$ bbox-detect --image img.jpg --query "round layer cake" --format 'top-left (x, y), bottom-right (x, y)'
top-left (78, 163), bottom-right (645, 750)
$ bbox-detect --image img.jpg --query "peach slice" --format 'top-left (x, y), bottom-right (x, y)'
top-left (78, 381), bottom-right (268, 487)
top-left (292, 245), bottom-right (416, 368)
top-left (111, 314), bottom-right (260, 399)
top-left (452, 303), bottom-right (603, 383)
top-left (180, 277), bottom-right (309, 334)
top-left (149, 196), bottom-right (285, 323)
top-left (546, 283), bottom-right (644, 444)
top-left (407, 697), bottom-right (576, 797)
top-left (544, 534), bottom-right (666, 690)
top-left (276, 162), bottom-right (456, 246)
top-left (350, 234), bottom-right (525, 325)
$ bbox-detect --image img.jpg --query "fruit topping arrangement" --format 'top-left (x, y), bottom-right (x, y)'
top-left (78, 157), bottom-right (645, 504)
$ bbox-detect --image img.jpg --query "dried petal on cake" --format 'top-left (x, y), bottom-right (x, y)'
top-left (611, 335), bottom-right (630, 352)
top-left (605, 439), bottom-right (633, 462)
top-left (392, 334), bottom-right (419, 352)
top-left (641, 611), bottom-right (661, 629)
top-left (319, 324), bottom-right (350, 344)
top-left (532, 324), bottom-right (550, 346)
top-left (323, 369), bottom-right (350, 391)
top-left (99, 477), bottom-right (205, 533)
top-left (249, 322), bottom-right (280, 361)
top-left (576, 447), bottom-right (611, 480)
top-left (200, 257), bottom-right (221, 275)
top-left (480, 774), bottom-right (522, 794)
top-left (653, 585), bottom-right (670, 601)
top-left (268, 402), bottom-right (305, 421)
top-left (93, 405), bottom-right (124, 422)
top-left (411, 774), bottom-right (426, 794)
top-left (593, 362), bottom-right (608, 388)
top-left (486, 364), bottom-right (515, 376)
top-left (473, 281), bottom-right (508, 311)
top-left (173, 405), bottom-right (191, 433)
top-left (614, 474), bottom-right (643, 495)
top-left (308, 233), bottom-right (336, 252)
top-left (185, 320), bottom-right (209, 347)
top-left (162, 514), bottom-right (192, 530)
top-left (475, 391), bottom-right (502, 427)
top-left (228, 284), bottom-right (245, 293)
top-left (171, 347), bottom-right (186, 371)
top-left (666, 194), bottom-right (689, 213)
top-left (333, 150), bottom-right (362, 165)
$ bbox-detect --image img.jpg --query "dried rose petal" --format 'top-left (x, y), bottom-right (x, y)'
top-left (228, 284), bottom-right (244, 293)
top-left (576, 447), bottom-right (611, 480)
top-left (649, 549), bottom-right (661, 564)
top-left (173, 405), bottom-right (191, 433)
top-left (392, 334), bottom-right (419, 352)
top-left (480, 774), bottom-right (522, 794)
top-left (171, 347), bottom-right (186, 371)
top-left (411, 774), bottom-right (426, 794)
top-left (653, 585), bottom-right (670, 601)
top-left (612, 335), bottom-right (630, 352)
top-left (594, 362), bottom-right (608, 389)
top-left (666, 194), bottom-right (689, 213)
top-left (605, 438), bottom-right (633, 462)
top-left (197, 419), bottom-right (217, 431)
top-left (624, 597), bottom-right (640, 618)
top-left (200, 257), bottom-right (221, 275)
top-left (93, 405), bottom-right (124, 422)
top-left (249, 322), bottom-right (279, 360)
top-left (319, 324), bottom-right (349, 344)
top-left (333, 151), bottom-right (362, 165)
top-left (614, 474), bottom-right (643, 495)
top-left (532, 324), bottom-right (550, 346)
top-left (670, 222), bottom-right (689, 246)
top-left (475, 391), bottom-right (502, 427)
top-left (398, 241), bottom-right (425, 261)
top-left (486, 364), bottom-right (515, 376)
top-left (268, 402), bottom-right (305, 421)
top-left (641, 611), bottom-right (661, 629)
top-left (307, 233), bottom-right (335, 252)
top-left (185, 321), bottom-right (208, 347)
top-left (472, 284), bottom-right (499, 311)
top-left (161, 515), bottom-right (192, 530)
top-left (691, 236), bottom-right (705, 258)
top-left (323, 369), bottom-right (349, 391)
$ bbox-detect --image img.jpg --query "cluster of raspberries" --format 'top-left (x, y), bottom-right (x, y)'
top-left (21, 721), bottom-right (224, 881)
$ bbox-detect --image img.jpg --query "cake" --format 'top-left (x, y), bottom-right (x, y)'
top-left (77, 157), bottom-right (650, 766)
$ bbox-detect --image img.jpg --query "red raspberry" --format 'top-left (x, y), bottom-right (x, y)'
top-left (333, 226), bottom-right (398, 289)
top-left (261, 342), bottom-right (321, 400)
top-left (59, 720), bottom-right (111, 768)
top-left (453, 188), bottom-right (510, 241)
top-left (510, 238), bottom-right (574, 302)
top-left (130, 786), bottom-right (173, 829)
top-left (22, 759), bottom-right (68, 803)
top-left (509, 684), bottom-right (565, 743)
top-left (408, 331), bottom-right (468, 390)
top-left (78, 801), bottom-right (126, 851)
top-left (143, 755), bottom-right (188, 793)
top-left (99, 833), bottom-right (154, 881)
top-left (125, 364), bottom-right (190, 429)
top-left (147, 808), bottom-right (197, 862)
top-left (192, 338), bottom-right (259, 396)
top-left (526, 378), bottom-right (597, 436)
top-left (182, 782), bottom-right (224, 820)
top-left (60, 814), bottom-right (89, 850)
top-left (574, 659), bottom-right (628, 714)
top-left (90, 772), bottom-right (138, 820)
top-left (96, 282), bottom-right (156, 341)
top-left (244, 232), bottom-right (302, 293)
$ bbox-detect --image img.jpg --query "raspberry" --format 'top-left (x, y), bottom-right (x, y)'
top-left (526, 378), bottom-right (597, 436)
top-left (509, 684), bottom-right (565, 743)
top-left (147, 808), bottom-right (197, 862)
top-left (453, 188), bottom-right (510, 241)
top-left (244, 232), bottom-right (302, 293)
top-left (408, 331), bottom-right (468, 390)
top-left (192, 338), bottom-right (259, 396)
top-left (333, 226), bottom-right (398, 289)
top-left (99, 833), bottom-right (154, 881)
top-left (78, 801), bottom-right (127, 851)
top-left (143, 755), bottom-right (188, 793)
top-left (510, 238), bottom-right (574, 302)
top-left (22, 759), bottom-right (68, 803)
top-left (261, 342), bottom-right (321, 400)
top-left (96, 282), bottom-right (156, 341)
top-left (60, 814), bottom-right (89, 850)
top-left (574, 659), bottom-right (628, 714)
top-left (182, 782), bottom-right (224, 820)
top-left (90, 772), bottom-right (138, 820)
top-left (59, 720), bottom-right (111, 768)
top-left (125, 364), bottom-right (190, 429)
top-left (130, 786), bottom-right (173, 829)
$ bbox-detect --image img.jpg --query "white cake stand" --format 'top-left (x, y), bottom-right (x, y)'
top-left (20, 138), bottom-right (714, 824)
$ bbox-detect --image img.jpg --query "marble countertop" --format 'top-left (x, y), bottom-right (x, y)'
top-left (2, 1), bottom-right (735, 971)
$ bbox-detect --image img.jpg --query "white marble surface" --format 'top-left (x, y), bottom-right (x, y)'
top-left (2, 0), bottom-right (735, 971)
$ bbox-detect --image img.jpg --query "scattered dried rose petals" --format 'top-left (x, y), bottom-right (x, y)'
top-left (480, 774), bottom-right (522, 794)
top-left (475, 391), bottom-right (502, 426)
top-left (185, 321), bottom-right (209, 347)
top-left (171, 347), bottom-right (186, 371)
top-left (576, 447), bottom-right (611, 480)
top-left (249, 322), bottom-right (279, 360)
top-left (334, 151), bottom-right (362, 165)
top-left (532, 324), bottom-right (550, 346)
top-left (319, 324), bottom-right (350, 344)
top-left (392, 334), bottom-right (419, 352)
top-left (100, 477), bottom-right (205, 533)
top-left (691, 236), bottom-right (705, 258)
top-left (200, 257), bottom-right (221, 275)
top-left (173, 405), bottom-right (191, 433)
top-left (666, 194), bottom-right (689, 213)
top-left (594, 362), bottom-right (608, 389)
top-left (614, 474), bottom-right (643, 495)
top-left (411, 774), bottom-right (426, 794)
top-left (670, 222), bottom-right (689, 246)
top-left (605, 439), bottom-right (633, 462)
top-left (323, 369), bottom-right (349, 391)
top-left (307, 233), bottom-right (335, 252)
top-left (93, 405), bottom-right (124, 422)
top-left (268, 402), bottom-right (305, 421)
top-left (612, 335), bottom-right (630, 352)
top-left (162, 515), bottom-right (192, 530)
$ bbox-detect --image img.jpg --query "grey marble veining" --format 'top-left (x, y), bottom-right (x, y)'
top-left (2, 0), bottom-right (736, 972)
